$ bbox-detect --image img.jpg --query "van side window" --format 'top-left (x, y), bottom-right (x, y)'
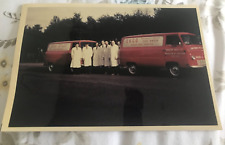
top-left (166, 35), bottom-right (181, 45)
top-left (47, 43), bottom-right (71, 51)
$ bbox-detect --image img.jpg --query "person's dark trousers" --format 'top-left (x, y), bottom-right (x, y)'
top-left (99, 66), bottom-right (104, 74)
top-left (111, 67), bottom-right (115, 75)
top-left (80, 66), bottom-right (85, 74)
top-left (104, 66), bottom-right (110, 74)
top-left (74, 68), bottom-right (81, 74)
top-left (108, 67), bottom-right (112, 75)
top-left (72, 68), bottom-right (81, 74)
top-left (92, 66), bottom-right (96, 74)
top-left (92, 66), bottom-right (99, 74)
top-left (97, 66), bottom-right (101, 74)
top-left (112, 66), bottom-right (119, 75)
top-left (85, 66), bottom-right (92, 74)
top-left (83, 67), bottom-right (87, 74)
top-left (103, 66), bottom-right (107, 74)
top-left (115, 66), bottom-right (119, 75)
top-left (111, 66), bottom-right (117, 75)
top-left (84, 66), bottom-right (88, 74)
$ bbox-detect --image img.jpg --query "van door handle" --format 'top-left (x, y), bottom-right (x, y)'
top-left (162, 49), bottom-right (166, 52)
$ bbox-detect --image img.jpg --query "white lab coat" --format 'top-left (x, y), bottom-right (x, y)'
top-left (93, 47), bottom-right (99, 66)
top-left (98, 45), bottom-right (104, 66)
top-left (82, 46), bottom-right (93, 67)
top-left (70, 47), bottom-right (82, 68)
top-left (110, 44), bottom-right (119, 67)
top-left (103, 45), bottom-right (111, 67)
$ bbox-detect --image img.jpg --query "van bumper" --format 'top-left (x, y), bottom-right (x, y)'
top-left (119, 65), bottom-right (127, 69)
top-left (189, 65), bottom-right (206, 68)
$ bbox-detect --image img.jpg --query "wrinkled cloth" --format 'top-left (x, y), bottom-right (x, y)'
top-left (93, 47), bottom-right (100, 66)
top-left (98, 45), bottom-right (105, 66)
top-left (110, 44), bottom-right (119, 67)
top-left (103, 45), bottom-right (111, 66)
top-left (0, 0), bottom-right (225, 145)
top-left (71, 47), bottom-right (82, 68)
top-left (82, 46), bottom-right (93, 66)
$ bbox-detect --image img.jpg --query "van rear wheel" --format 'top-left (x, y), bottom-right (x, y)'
top-left (169, 65), bottom-right (180, 77)
top-left (128, 64), bottom-right (137, 75)
top-left (48, 64), bottom-right (54, 72)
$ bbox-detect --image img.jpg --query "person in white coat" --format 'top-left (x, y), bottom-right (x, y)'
top-left (82, 44), bottom-right (93, 73)
top-left (110, 41), bottom-right (119, 75)
top-left (70, 44), bottom-right (82, 74)
top-left (97, 41), bottom-right (104, 73)
top-left (117, 41), bottom-right (121, 48)
top-left (99, 41), bottom-right (105, 67)
top-left (103, 41), bottom-right (111, 74)
top-left (93, 42), bottom-right (100, 73)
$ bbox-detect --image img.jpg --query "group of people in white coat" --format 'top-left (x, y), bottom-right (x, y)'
top-left (70, 40), bottom-right (120, 75)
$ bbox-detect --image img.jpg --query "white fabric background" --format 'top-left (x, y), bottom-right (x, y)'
top-left (0, 0), bottom-right (225, 145)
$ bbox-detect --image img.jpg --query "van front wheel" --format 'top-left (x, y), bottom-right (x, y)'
top-left (128, 64), bottom-right (137, 75)
top-left (169, 65), bottom-right (180, 77)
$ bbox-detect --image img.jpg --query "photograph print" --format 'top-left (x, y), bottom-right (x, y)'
top-left (2, 4), bottom-right (221, 131)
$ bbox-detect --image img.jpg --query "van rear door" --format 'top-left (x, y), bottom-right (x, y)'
top-left (45, 42), bottom-right (71, 65)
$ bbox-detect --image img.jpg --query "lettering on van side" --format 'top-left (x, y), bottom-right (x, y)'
top-left (164, 48), bottom-right (186, 56)
top-left (164, 48), bottom-right (184, 52)
top-left (164, 52), bottom-right (186, 55)
top-left (123, 36), bottom-right (163, 47)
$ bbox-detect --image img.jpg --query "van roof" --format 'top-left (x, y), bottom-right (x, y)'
top-left (123, 32), bottom-right (195, 38)
top-left (50, 40), bottom-right (97, 44)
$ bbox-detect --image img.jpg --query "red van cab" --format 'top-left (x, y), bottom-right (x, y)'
top-left (119, 32), bottom-right (206, 76)
top-left (44, 40), bottom-right (96, 72)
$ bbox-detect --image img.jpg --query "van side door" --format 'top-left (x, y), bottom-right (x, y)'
top-left (163, 35), bottom-right (186, 67)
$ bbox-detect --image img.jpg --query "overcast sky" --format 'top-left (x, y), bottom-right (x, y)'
top-left (26, 6), bottom-right (155, 31)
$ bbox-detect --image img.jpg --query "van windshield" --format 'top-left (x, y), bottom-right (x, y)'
top-left (181, 35), bottom-right (202, 45)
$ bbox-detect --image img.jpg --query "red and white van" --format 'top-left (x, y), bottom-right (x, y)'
top-left (44, 40), bottom-right (96, 72)
top-left (119, 32), bottom-right (206, 76)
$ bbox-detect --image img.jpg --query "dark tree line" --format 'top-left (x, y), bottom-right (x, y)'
top-left (21, 8), bottom-right (200, 62)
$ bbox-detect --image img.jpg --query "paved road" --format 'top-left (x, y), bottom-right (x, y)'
top-left (9, 63), bottom-right (217, 127)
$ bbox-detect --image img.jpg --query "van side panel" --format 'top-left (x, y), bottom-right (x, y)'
top-left (120, 46), bottom-right (141, 66)
top-left (120, 35), bottom-right (165, 67)
top-left (139, 45), bottom-right (165, 66)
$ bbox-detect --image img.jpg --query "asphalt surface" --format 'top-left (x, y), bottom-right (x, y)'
top-left (9, 63), bottom-right (218, 127)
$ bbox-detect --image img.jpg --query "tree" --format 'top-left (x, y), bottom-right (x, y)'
top-left (20, 25), bottom-right (45, 62)
top-left (73, 13), bottom-right (82, 23)
top-left (50, 16), bottom-right (60, 25)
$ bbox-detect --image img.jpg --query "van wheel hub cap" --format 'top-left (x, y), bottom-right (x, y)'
top-left (48, 65), bottom-right (54, 72)
top-left (170, 66), bottom-right (180, 76)
top-left (129, 65), bottom-right (136, 74)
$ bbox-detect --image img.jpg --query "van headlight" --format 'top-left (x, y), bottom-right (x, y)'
top-left (191, 56), bottom-right (196, 60)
